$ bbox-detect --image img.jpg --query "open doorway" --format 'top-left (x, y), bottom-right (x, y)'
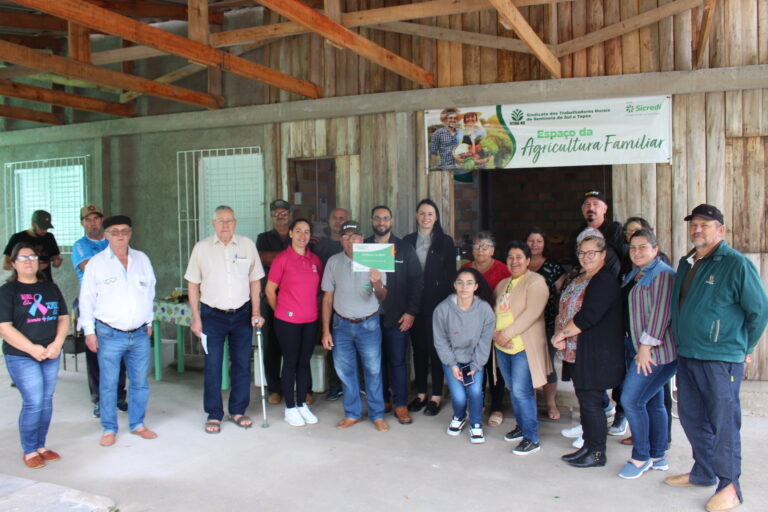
top-left (287, 158), bottom-right (336, 237)
top-left (477, 165), bottom-right (612, 265)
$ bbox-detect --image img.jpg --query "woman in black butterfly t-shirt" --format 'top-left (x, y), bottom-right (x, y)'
top-left (0, 242), bottom-right (69, 469)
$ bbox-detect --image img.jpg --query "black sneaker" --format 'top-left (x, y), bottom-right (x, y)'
top-left (324, 386), bottom-right (343, 401)
top-left (504, 426), bottom-right (523, 442)
top-left (513, 438), bottom-right (541, 456)
top-left (117, 400), bottom-right (128, 412)
top-left (92, 402), bottom-right (100, 418)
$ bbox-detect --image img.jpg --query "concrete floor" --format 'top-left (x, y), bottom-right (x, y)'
top-left (2, 355), bottom-right (767, 512)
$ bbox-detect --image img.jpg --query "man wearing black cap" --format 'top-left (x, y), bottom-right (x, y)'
top-left (256, 199), bottom-right (292, 404)
top-left (666, 204), bottom-right (768, 512)
top-left (321, 221), bottom-right (389, 432)
top-left (3, 210), bottom-right (62, 282)
top-left (568, 190), bottom-right (626, 278)
top-left (79, 215), bottom-right (158, 447)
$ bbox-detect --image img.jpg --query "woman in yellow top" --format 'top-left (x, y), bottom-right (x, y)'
top-left (493, 241), bottom-right (551, 456)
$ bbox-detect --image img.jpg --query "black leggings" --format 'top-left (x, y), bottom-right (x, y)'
top-left (273, 318), bottom-right (317, 408)
top-left (576, 388), bottom-right (608, 452)
top-left (411, 312), bottom-right (444, 397)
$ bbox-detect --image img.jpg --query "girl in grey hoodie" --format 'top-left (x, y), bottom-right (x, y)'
top-left (433, 267), bottom-right (496, 443)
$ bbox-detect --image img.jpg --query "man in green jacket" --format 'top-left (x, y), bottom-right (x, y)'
top-left (667, 204), bottom-right (768, 512)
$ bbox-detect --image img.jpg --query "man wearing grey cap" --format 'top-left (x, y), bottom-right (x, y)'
top-left (257, 199), bottom-right (293, 404)
top-left (3, 210), bottom-right (62, 282)
top-left (666, 204), bottom-right (768, 512)
top-left (321, 221), bottom-right (389, 432)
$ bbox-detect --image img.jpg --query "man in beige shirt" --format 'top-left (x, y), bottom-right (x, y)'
top-left (185, 206), bottom-right (265, 434)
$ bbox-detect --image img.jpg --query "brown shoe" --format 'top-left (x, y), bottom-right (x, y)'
top-left (305, 393), bottom-right (315, 405)
top-left (99, 433), bottom-right (116, 447)
top-left (336, 417), bottom-right (361, 429)
top-left (38, 449), bottom-right (61, 461)
top-left (620, 436), bottom-right (633, 446)
top-left (394, 406), bottom-right (413, 425)
top-left (664, 473), bottom-right (713, 487)
top-left (705, 489), bottom-right (741, 512)
top-left (23, 454), bottom-right (45, 469)
top-left (268, 393), bottom-right (282, 404)
top-left (384, 402), bottom-right (392, 414)
top-left (373, 419), bottom-right (390, 432)
top-left (130, 427), bottom-right (158, 439)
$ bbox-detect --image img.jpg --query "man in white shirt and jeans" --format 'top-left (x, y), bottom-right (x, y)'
top-left (79, 215), bottom-right (157, 447)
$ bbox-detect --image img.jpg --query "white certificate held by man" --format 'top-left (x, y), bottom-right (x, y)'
top-left (352, 243), bottom-right (395, 272)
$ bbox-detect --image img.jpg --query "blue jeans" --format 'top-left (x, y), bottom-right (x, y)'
top-left (332, 313), bottom-right (385, 420)
top-left (621, 359), bottom-right (677, 461)
top-left (201, 303), bottom-right (253, 421)
top-left (96, 321), bottom-right (151, 433)
top-left (677, 356), bottom-right (744, 501)
top-left (5, 354), bottom-right (60, 454)
top-left (443, 365), bottom-right (484, 426)
top-left (381, 320), bottom-right (409, 407)
top-left (496, 349), bottom-right (539, 443)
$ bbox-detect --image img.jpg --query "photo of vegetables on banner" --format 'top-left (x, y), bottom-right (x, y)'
top-left (425, 96), bottom-right (671, 182)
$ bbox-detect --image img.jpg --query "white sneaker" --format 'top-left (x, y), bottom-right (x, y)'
top-left (447, 417), bottom-right (466, 436)
top-left (284, 407), bottom-right (305, 427)
top-left (469, 425), bottom-right (485, 444)
top-left (297, 404), bottom-right (318, 424)
top-left (561, 424), bottom-right (583, 438)
top-left (572, 436), bottom-right (584, 448)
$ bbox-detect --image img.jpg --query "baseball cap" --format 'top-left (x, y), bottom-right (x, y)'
top-left (684, 204), bottom-right (724, 224)
top-left (270, 199), bottom-right (291, 211)
top-left (32, 210), bottom-right (53, 229)
top-left (341, 221), bottom-right (362, 236)
top-left (80, 204), bottom-right (103, 219)
top-left (582, 190), bottom-right (606, 203)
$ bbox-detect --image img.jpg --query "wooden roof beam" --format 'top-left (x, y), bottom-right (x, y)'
top-left (0, 34), bottom-right (64, 51)
top-left (68, 22), bottom-right (91, 63)
top-left (0, 103), bottom-right (62, 125)
top-left (0, 11), bottom-right (67, 32)
top-left (694, 0), bottom-right (717, 70)
top-left (255, 0), bottom-right (435, 88)
top-left (0, 39), bottom-right (222, 108)
top-left (86, 1), bottom-right (225, 25)
top-left (0, 78), bottom-right (135, 117)
top-left (488, 0), bottom-right (562, 78)
top-left (11, 0), bottom-right (322, 99)
top-left (555, 0), bottom-right (701, 57)
top-left (212, 0), bottom-right (563, 48)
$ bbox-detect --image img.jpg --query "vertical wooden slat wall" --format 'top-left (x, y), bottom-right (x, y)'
top-left (256, 1), bottom-right (768, 376)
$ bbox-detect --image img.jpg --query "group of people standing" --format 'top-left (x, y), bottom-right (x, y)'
top-left (2, 191), bottom-right (767, 512)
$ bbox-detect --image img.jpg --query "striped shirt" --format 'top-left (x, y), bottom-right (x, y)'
top-left (623, 257), bottom-right (677, 365)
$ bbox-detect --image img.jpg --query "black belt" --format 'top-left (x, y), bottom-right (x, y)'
top-left (96, 319), bottom-right (144, 333)
top-left (204, 302), bottom-right (248, 314)
top-left (336, 311), bottom-right (377, 324)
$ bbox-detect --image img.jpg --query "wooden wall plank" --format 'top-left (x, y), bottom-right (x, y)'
top-left (724, 0), bottom-right (743, 137)
top-left (705, 92), bottom-right (726, 209)
top-left (745, 254), bottom-right (768, 379)
top-left (480, 10), bottom-right (498, 83)
top-left (640, 163), bottom-right (657, 228)
top-left (557, 0), bottom-right (573, 77)
top-left (611, 164), bottom-right (627, 222)
top-left (314, 118), bottom-right (327, 156)
top-left (587, 0), bottom-right (605, 77)
top-left (729, 137), bottom-right (745, 251)
top-left (462, 11), bottom-right (481, 85)
top-left (603, 0), bottom-right (622, 75)
top-left (626, 163), bottom-right (643, 218)
top-left (709, 0), bottom-right (726, 68)
top-left (671, 94), bottom-right (688, 262)
top-left (723, 138), bottom-right (734, 246)
top-left (686, 93), bottom-right (707, 209)
top-left (571, 0), bottom-right (588, 77)
top-left (657, 0), bottom-right (675, 71)
top-left (621, 0), bottom-right (641, 74)
top-left (335, 154), bottom-right (351, 214)
top-left (639, 0), bottom-right (660, 72)
top-left (656, 162), bottom-right (672, 255)
top-left (449, 13), bottom-right (464, 86)
top-left (415, 110), bottom-right (429, 204)
top-left (672, 0), bottom-right (692, 70)
top-left (745, 136), bottom-right (765, 253)
top-left (742, 0), bottom-right (762, 136)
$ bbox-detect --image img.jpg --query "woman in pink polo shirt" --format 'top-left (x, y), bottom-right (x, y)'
top-left (266, 218), bottom-right (322, 427)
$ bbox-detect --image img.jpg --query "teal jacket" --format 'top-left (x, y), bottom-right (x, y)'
top-left (671, 241), bottom-right (768, 363)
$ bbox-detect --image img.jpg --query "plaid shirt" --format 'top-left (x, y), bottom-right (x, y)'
top-left (429, 127), bottom-right (457, 169)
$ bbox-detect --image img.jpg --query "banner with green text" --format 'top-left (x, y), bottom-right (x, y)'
top-left (425, 96), bottom-right (671, 171)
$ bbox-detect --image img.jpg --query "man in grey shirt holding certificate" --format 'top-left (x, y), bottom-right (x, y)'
top-left (321, 221), bottom-right (389, 432)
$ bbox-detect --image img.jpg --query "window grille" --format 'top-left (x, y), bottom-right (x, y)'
top-left (3, 156), bottom-right (88, 252)
top-left (176, 147), bottom-right (265, 287)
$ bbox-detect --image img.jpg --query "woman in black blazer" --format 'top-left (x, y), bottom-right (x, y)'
top-left (552, 231), bottom-right (624, 468)
top-left (404, 199), bottom-right (456, 416)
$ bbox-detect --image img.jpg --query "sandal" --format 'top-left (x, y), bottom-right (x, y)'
top-left (204, 420), bottom-right (221, 434)
top-left (488, 411), bottom-right (504, 427)
top-left (228, 414), bottom-right (253, 429)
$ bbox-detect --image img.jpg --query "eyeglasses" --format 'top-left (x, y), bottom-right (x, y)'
top-left (577, 249), bottom-right (604, 259)
top-left (454, 280), bottom-right (476, 287)
top-left (271, 211), bottom-right (290, 218)
top-left (15, 255), bottom-right (39, 262)
top-left (106, 228), bottom-right (132, 236)
top-left (472, 243), bottom-right (494, 250)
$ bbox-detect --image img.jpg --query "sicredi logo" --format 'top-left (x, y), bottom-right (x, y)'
top-left (626, 102), bottom-right (662, 114)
